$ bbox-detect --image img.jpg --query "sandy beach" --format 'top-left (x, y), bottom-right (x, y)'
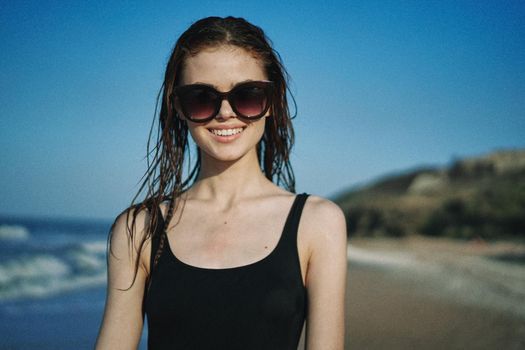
top-left (342, 237), bottom-right (525, 350)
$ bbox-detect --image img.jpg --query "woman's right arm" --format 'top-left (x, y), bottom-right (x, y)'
top-left (95, 210), bottom-right (151, 349)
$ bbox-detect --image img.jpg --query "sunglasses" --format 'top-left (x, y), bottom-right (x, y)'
top-left (172, 80), bottom-right (273, 123)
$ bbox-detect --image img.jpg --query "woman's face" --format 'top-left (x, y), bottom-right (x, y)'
top-left (179, 45), bottom-right (269, 163)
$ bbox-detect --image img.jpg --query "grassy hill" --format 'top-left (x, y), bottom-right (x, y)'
top-left (334, 149), bottom-right (525, 240)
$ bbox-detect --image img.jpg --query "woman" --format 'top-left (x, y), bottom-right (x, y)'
top-left (96, 16), bottom-right (347, 350)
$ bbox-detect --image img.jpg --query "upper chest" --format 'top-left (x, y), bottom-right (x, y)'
top-left (156, 195), bottom-right (309, 271)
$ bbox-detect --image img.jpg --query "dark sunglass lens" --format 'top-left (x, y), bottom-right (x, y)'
top-left (179, 87), bottom-right (217, 120)
top-left (232, 85), bottom-right (268, 117)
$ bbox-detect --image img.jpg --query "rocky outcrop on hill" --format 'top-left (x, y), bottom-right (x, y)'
top-left (448, 149), bottom-right (525, 178)
top-left (335, 149), bottom-right (525, 239)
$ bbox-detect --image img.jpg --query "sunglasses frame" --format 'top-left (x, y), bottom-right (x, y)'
top-left (172, 80), bottom-right (274, 123)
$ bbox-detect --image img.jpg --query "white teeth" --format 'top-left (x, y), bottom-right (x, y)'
top-left (210, 128), bottom-right (244, 136)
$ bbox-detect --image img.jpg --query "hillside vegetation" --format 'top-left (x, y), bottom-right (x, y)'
top-left (334, 149), bottom-right (525, 239)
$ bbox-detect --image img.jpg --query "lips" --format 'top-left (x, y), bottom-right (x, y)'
top-left (206, 126), bottom-right (247, 143)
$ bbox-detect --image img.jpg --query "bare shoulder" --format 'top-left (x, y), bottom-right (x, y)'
top-left (302, 195), bottom-right (346, 231)
top-left (109, 206), bottom-right (153, 274)
top-left (111, 206), bottom-right (151, 246)
top-left (300, 195), bottom-right (347, 257)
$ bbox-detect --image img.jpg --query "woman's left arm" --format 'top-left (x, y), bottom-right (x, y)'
top-left (302, 197), bottom-right (348, 350)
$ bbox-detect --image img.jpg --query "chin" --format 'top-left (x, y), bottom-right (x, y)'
top-left (202, 146), bottom-right (257, 163)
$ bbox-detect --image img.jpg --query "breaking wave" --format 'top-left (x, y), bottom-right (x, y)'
top-left (0, 241), bottom-right (107, 301)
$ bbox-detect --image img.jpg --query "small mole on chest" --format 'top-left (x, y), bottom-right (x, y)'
top-left (223, 221), bottom-right (227, 224)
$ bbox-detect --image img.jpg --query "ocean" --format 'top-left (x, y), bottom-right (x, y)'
top-left (0, 216), bottom-right (148, 349)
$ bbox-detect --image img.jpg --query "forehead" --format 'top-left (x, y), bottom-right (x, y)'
top-left (180, 46), bottom-right (267, 89)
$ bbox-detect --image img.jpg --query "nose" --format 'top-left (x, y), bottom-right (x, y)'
top-left (215, 98), bottom-right (236, 120)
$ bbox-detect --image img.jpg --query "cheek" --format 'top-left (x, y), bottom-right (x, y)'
top-left (187, 125), bottom-right (206, 144)
top-left (252, 119), bottom-right (266, 140)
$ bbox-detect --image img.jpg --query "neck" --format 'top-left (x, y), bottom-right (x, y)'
top-left (189, 148), bottom-right (272, 204)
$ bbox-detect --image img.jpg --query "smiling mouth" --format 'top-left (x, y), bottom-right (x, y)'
top-left (208, 127), bottom-right (245, 136)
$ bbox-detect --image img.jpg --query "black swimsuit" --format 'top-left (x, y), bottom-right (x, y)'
top-left (144, 193), bottom-right (309, 349)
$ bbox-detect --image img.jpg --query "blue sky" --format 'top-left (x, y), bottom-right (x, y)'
top-left (1, 0), bottom-right (524, 219)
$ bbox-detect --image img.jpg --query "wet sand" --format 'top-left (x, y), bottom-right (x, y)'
top-left (343, 237), bottom-right (525, 350)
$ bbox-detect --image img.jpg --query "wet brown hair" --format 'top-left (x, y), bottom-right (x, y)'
top-left (109, 16), bottom-right (296, 289)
